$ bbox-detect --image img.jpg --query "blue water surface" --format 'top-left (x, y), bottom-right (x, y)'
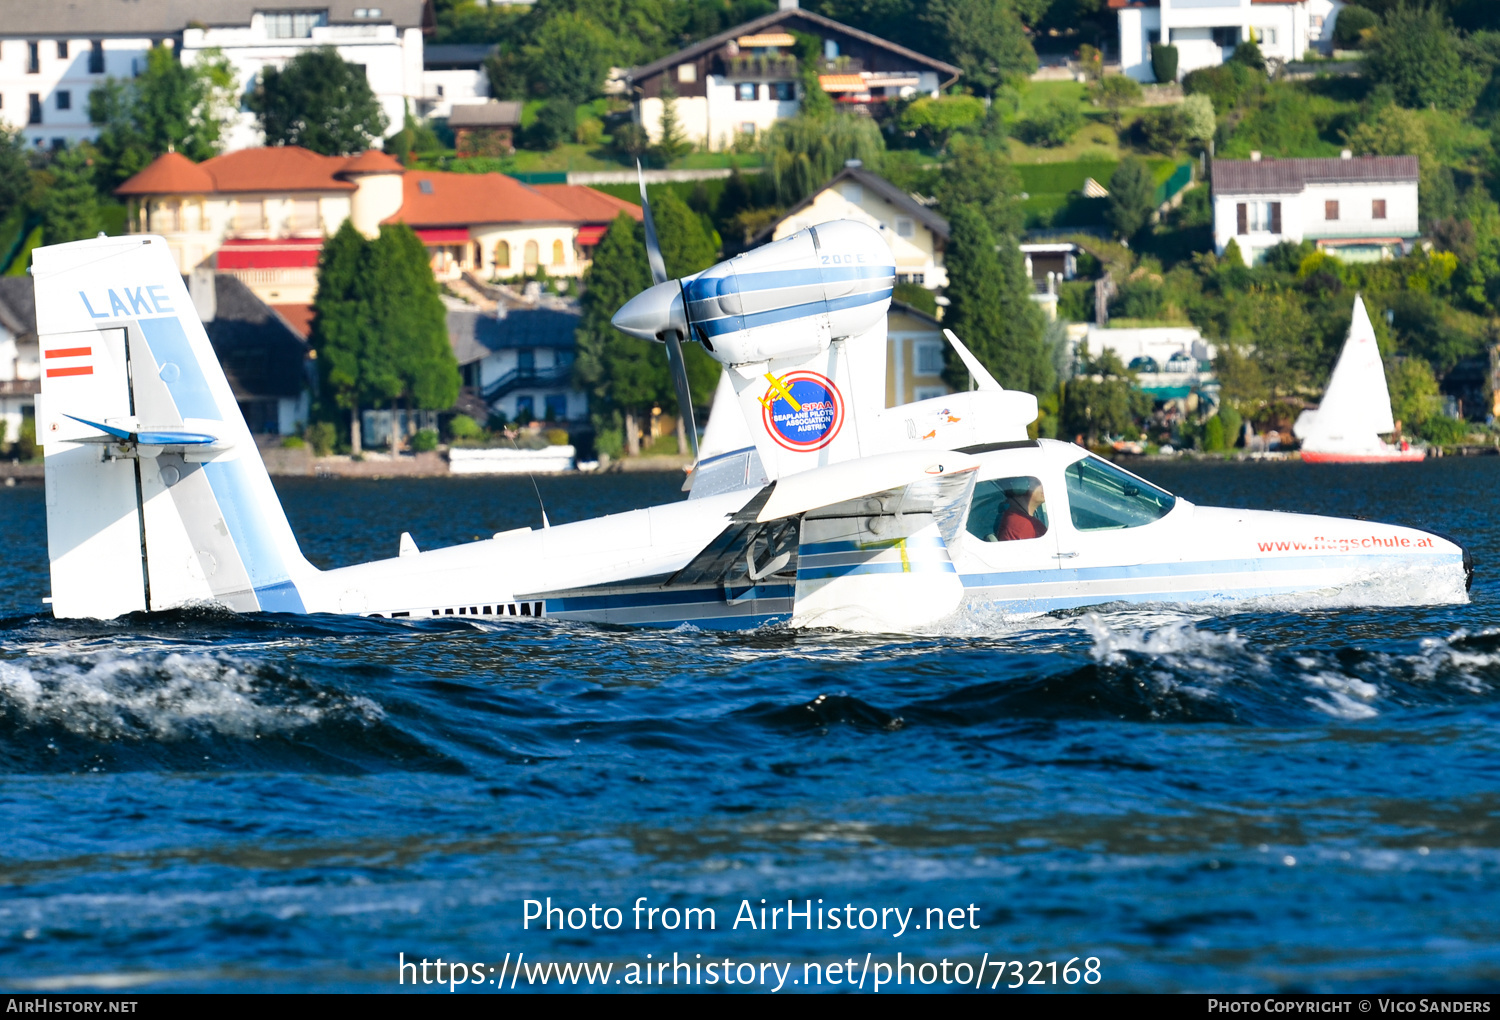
top-left (0, 460), bottom-right (1497, 993)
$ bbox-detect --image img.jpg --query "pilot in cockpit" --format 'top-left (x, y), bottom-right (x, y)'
top-left (994, 479), bottom-right (1048, 542)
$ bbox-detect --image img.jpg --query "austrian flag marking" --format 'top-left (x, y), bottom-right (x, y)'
top-left (44, 345), bottom-right (94, 378)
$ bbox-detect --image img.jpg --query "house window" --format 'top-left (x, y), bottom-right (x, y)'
top-left (842, 183), bottom-right (863, 204)
top-left (551, 239), bottom-right (565, 265)
top-left (89, 41), bottom-right (104, 73)
top-left (515, 395), bottom-right (534, 421)
top-left (523, 239), bottom-right (539, 270)
top-left (517, 349), bottom-right (535, 374)
top-left (677, 63), bottom-right (696, 83)
top-left (27, 42), bottom-right (39, 73)
top-left (27, 94), bottom-right (41, 124)
top-left (739, 121), bottom-right (755, 136)
top-left (771, 81), bottom-right (794, 101)
top-left (824, 39), bottom-right (839, 59)
top-left (290, 197), bottom-right (319, 232)
top-left (895, 216), bottom-right (914, 238)
top-left (353, 7), bottom-right (383, 17)
top-left (544, 394), bottom-right (569, 421)
top-left (1325, 200), bottom-right (1339, 221)
top-left (263, 10), bottom-right (329, 38)
top-left (1259, 28), bottom-right (1277, 47)
top-left (232, 199), bottom-right (266, 232)
top-left (57, 41), bottom-right (68, 59)
top-left (1372, 199), bottom-right (1387, 220)
top-left (915, 342), bottom-right (944, 375)
top-left (56, 90), bottom-right (70, 111)
top-left (494, 240), bottom-right (511, 270)
top-left (1237, 201), bottom-right (1281, 234)
top-left (736, 82), bottom-right (757, 101)
top-left (1211, 27), bottom-right (1239, 49)
top-left (1148, 30), bottom-right (1160, 46)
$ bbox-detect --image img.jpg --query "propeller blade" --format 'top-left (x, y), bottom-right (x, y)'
top-left (664, 330), bottom-right (699, 459)
top-left (637, 160), bottom-right (668, 287)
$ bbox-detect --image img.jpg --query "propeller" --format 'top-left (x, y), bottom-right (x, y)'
top-left (636, 162), bottom-right (699, 459)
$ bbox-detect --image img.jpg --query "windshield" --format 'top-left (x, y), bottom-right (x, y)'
top-left (1064, 457), bottom-right (1175, 531)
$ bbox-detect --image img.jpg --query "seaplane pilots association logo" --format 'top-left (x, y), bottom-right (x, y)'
top-left (759, 371), bottom-right (844, 451)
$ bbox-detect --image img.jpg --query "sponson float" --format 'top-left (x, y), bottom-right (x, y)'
top-left (29, 209), bottom-right (1471, 628)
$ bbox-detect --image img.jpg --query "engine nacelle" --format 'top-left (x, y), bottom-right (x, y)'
top-left (611, 221), bottom-right (895, 368)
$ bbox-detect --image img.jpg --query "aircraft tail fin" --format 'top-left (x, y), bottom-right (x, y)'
top-left (33, 234), bottom-right (316, 619)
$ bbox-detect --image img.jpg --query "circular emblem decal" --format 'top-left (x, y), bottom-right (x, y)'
top-left (762, 371), bottom-right (844, 451)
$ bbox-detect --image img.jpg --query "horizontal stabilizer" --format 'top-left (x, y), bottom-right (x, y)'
top-left (63, 414), bottom-right (219, 446)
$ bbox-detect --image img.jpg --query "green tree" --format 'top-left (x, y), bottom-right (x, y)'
top-left (252, 47), bottom-right (389, 155)
top-left (309, 221), bottom-right (374, 453)
top-left (1138, 105), bottom-right (1186, 153)
top-left (652, 85), bottom-right (694, 165)
top-left (1091, 74), bottom-right (1142, 130)
top-left (41, 145), bottom-right (103, 246)
top-left (1334, 5), bottom-right (1379, 48)
top-left (897, 95), bottom-right (984, 152)
top-left (935, 138), bottom-right (1025, 239)
top-left (371, 224), bottom-right (459, 448)
top-left (0, 127), bottom-right (29, 225)
top-left (1106, 156), bottom-right (1155, 240)
top-left (575, 214), bottom-right (661, 456)
top-left (923, 0), bottom-right (1038, 96)
top-left (941, 204), bottom-right (1052, 394)
top-left (1180, 93), bottom-right (1216, 143)
top-left (791, 30), bottom-right (835, 120)
top-left (1150, 43), bottom-right (1178, 83)
top-left (1386, 354), bottom-right (1442, 430)
top-left (1019, 97), bottom-right (1084, 147)
top-left (762, 113), bottom-right (885, 205)
top-left (1061, 346), bottom-right (1151, 442)
top-left (1235, 291), bottom-right (1319, 398)
top-left (1365, 4), bottom-right (1481, 111)
top-left (524, 11), bottom-right (615, 105)
top-left (89, 45), bottom-right (237, 189)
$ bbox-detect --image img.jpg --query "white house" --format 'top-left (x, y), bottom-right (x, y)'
top-left (0, 1), bottom-right (428, 152)
top-left (759, 163), bottom-right (949, 290)
top-left (1080, 325), bottom-right (1217, 401)
top-left (1113, 0), bottom-right (1346, 83)
top-left (1211, 152), bottom-right (1420, 265)
top-left (420, 43), bottom-right (492, 121)
top-left (626, 1), bottom-right (957, 151)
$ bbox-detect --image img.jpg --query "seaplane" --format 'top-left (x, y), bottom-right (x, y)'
top-left (1294, 294), bottom-right (1425, 463)
top-left (29, 188), bottom-right (1471, 630)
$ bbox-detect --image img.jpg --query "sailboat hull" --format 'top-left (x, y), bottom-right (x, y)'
top-left (1300, 449), bottom-right (1426, 464)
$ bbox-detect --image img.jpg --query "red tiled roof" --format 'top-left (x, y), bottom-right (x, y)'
top-left (1211, 155), bottom-right (1419, 195)
top-left (531, 184), bottom-right (642, 224)
top-left (116, 146), bottom-right (358, 196)
top-left (271, 304), bottom-right (314, 340)
top-left (114, 151), bottom-right (215, 195)
top-left (390, 172), bottom-right (630, 228)
top-left (340, 149), bottom-right (404, 175)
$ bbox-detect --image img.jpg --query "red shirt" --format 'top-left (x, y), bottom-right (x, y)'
top-left (996, 510), bottom-right (1045, 542)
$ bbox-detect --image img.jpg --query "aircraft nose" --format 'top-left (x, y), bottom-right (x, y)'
top-left (612, 280), bottom-right (686, 341)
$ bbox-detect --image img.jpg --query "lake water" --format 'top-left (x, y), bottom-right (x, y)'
top-left (0, 459), bottom-right (1496, 992)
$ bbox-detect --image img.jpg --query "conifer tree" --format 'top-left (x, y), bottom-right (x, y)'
top-left (941, 204), bottom-right (1052, 395)
top-left (309, 221), bottom-right (373, 453)
top-left (41, 145), bottom-right (102, 245)
top-left (371, 223), bottom-right (459, 448)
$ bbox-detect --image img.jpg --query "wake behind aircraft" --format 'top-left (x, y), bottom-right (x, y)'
top-left (29, 211), bottom-right (1470, 629)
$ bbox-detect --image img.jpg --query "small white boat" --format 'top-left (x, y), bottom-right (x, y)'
top-left (1294, 294), bottom-right (1423, 464)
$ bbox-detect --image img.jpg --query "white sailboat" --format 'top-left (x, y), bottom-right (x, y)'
top-left (1294, 294), bottom-right (1424, 464)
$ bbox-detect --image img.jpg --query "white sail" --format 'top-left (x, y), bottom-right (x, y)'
top-left (1300, 294), bottom-right (1396, 454)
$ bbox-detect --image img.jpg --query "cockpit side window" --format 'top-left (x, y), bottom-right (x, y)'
top-left (1064, 457), bottom-right (1175, 531)
top-left (966, 476), bottom-right (1048, 542)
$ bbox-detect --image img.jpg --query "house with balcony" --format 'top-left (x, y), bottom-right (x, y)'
top-left (0, 2), bottom-right (430, 151)
top-left (421, 43), bottom-right (494, 120)
top-left (625, 0), bottom-right (959, 151)
top-left (449, 305), bottom-right (587, 424)
top-left (1211, 152), bottom-right (1420, 265)
top-left (1112, 0), bottom-right (1346, 83)
top-left (756, 162), bottom-right (949, 290)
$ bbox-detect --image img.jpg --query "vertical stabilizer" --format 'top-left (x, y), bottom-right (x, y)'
top-left (33, 234), bottom-right (317, 619)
